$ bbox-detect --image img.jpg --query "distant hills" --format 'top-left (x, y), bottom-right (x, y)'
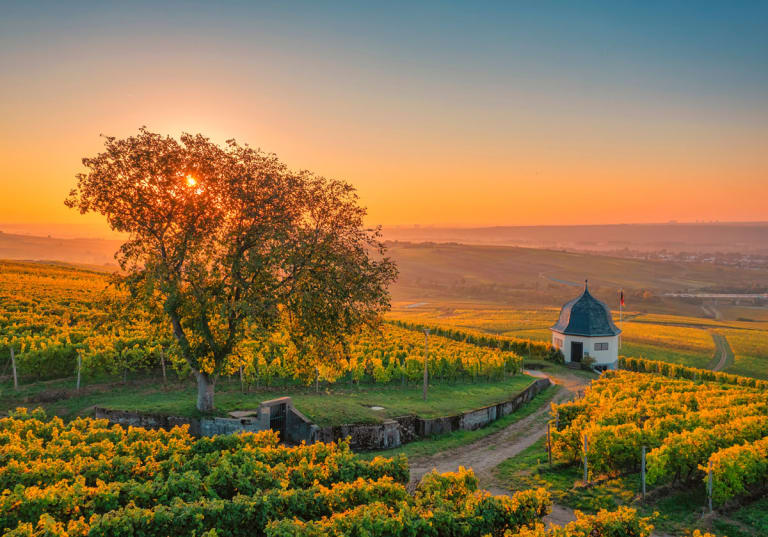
top-left (384, 241), bottom-right (768, 310)
top-left (0, 232), bottom-right (121, 267)
top-left (3, 226), bottom-right (768, 312)
top-left (4, 222), bottom-right (767, 267)
top-left (382, 222), bottom-right (768, 253)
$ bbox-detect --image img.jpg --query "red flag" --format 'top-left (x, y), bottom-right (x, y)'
top-left (620, 290), bottom-right (625, 307)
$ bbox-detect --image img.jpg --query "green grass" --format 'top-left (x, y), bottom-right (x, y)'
top-left (286, 376), bottom-right (536, 426)
top-left (0, 374), bottom-right (537, 427)
top-left (494, 437), bottom-right (765, 536)
top-left (713, 497), bottom-right (768, 537)
top-left (620, 341), bottom-right (712, 368)
top-left (359, 385), bottom-right (561, 460)
top-left (722, 328), bottom-right (768, 379)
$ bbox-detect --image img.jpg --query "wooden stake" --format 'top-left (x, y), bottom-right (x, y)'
top-left (547, 421), bottom-right (552, 467)
top-left (76, 353), bottom-right (82, 392)
top-left (423, 329), bottom-right (430, 401)
top-left (160, 350), bottom-right (167, 386)
top-left (641, 445), bottom-right (646, 501)
top-left (10, 347), bottom-right (18, 390)
top-left (583, 434), bottom-right (589, 484)
top-left (707, 460), bottom-right (713, 513)
top-left (239, 365), bottom-right (244, 393)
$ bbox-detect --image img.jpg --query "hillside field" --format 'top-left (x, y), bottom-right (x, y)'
top-left (3, 258), bottom-right (768, 392)
top-left (1, 260), bottom-right (767, 536)
top-left (386, 242), bottom-right (768, 311)
top-left (389, 301), bottom-right (768, 378)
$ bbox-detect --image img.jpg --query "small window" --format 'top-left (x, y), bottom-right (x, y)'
top-left (594, 342), bottom-right (609, 351)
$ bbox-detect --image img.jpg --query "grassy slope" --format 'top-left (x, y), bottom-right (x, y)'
top-left (721, 328), bottom-right (768, 379)
top-left (387, 242), bottom-right (768, 305)
top-left (0, 374), bottom-right (536, 427)
top-left (360, 385), bottom-right (561, 460)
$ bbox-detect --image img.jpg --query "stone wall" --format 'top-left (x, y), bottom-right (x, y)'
top-left (285, 404), bottom-right (320, 445)
top-left (317, 377), bottom-right (551, 450)
top-left (95, 396), bottom-right (318, 444)
top-left (199, 416), bottom-right (267, 436)
top-left (95, 377), bottom-right (550, 451)
top-left (94, 407), bottom-right (200, 435)
top-left (317, 419), bottom-right (401, 450)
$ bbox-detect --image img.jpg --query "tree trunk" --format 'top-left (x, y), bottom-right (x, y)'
top-left (196, 372), bottom-right (215, 412)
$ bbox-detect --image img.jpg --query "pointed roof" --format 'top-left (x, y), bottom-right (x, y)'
top-left (550, 281), bottom-right (621, 337)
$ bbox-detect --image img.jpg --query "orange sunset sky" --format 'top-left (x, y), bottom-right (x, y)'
top-left (1, 2), bottom-right (767, 238)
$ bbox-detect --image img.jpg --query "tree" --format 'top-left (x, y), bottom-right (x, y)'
top-left (66, 128), bottom-right (397, 412)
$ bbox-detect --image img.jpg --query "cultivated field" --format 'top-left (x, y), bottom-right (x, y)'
top-left (389, 301), bottom-right (768, 378)
top-left (2, 257), bottom-right (767, 537)
top-left (497, 364), bottom-right (768, 537)
top-left (0, 261), bottom-right (552, 426)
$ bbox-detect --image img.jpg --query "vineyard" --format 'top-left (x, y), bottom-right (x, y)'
top-left (0, 261), bottom-right (539, 390)
top-left (0, 408), bottom-right (668, 537)
top-left (391, 303), bottom-right (768, 379)
top-left (550, 368), bottom-right (768, 506)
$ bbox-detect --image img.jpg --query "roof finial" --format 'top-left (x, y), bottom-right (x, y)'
top-left (585, 279), bottom-right (589, 291)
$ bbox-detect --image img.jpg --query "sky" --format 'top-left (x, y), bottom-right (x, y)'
top-left (1, 1), bottom-right (767, 237)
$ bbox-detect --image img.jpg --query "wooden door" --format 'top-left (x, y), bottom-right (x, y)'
top-left (571, 341), bottom-right (583, 363)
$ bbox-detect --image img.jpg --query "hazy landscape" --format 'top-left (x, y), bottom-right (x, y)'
top-left (384, 222), bottom-right (768, 253)
top-left (2, 2), bottom-right (767, 537)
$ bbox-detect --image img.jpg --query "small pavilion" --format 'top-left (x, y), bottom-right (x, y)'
top-left (550, 281), bottom-right (621, 371)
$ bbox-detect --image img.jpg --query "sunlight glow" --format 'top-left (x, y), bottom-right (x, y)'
top-left (186, 175), bottom-right (197, 187)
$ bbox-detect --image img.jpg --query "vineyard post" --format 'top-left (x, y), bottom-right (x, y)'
top-left (582, 434), bottom-right (588, 484)
top-left (76, 352), bottom-right (82, 392)
top-left (240, 365), bottom-right (244, 393)
top-left (315, 366), bottom-right (320, 393)
top-left (10, 347), bottom-right (18, 390)
top-left (423, 328), bottom-right (430, 402)
top-left (160, 351), bottom-right (167, 386)
top-left (641, 445), bottom-right (646, 501)
top-left (547, 421), bottom-right (552, 467)
top-left (619, 288), bottom-right (623, 350)
top-left (707, 460), bottom-right (713, 513)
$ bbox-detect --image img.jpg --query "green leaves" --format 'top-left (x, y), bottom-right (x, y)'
top-left (2, 412), bottom-right (551, 537)
top-left (67, 129), bottom-right (397, 411)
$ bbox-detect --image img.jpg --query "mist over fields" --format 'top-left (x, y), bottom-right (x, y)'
top-left (3, 225), bottom-right (768, 317)
top-left (4, 222), bottom-right (768, 265)
top-left (383, 222), bottom-right (768, 253)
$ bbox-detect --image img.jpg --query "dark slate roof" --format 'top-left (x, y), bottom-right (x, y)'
top-left (550, 283), bottom-right (621, 337)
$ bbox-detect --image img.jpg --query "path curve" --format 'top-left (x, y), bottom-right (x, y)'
top-left (408, 368), bottom-right (591, 526)
top-left (709, 332), bottom-right (734, 372)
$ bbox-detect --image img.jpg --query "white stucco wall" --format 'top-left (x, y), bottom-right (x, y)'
top-left (551, 331), bottom-right (619, 368)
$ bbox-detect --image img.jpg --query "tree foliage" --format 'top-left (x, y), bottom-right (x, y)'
top-left (66, 129), bottom-right (397, 410)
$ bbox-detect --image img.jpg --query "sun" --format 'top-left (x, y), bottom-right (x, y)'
top-left (186, 175), bottom-right (197, 187)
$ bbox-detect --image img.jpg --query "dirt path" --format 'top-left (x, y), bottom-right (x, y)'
top-left (708, 332), bottom-right (734, 372)
top-left (701, 303), bottom-right (722, 320)
top-left (408, 368), bottom-right (591, 526)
